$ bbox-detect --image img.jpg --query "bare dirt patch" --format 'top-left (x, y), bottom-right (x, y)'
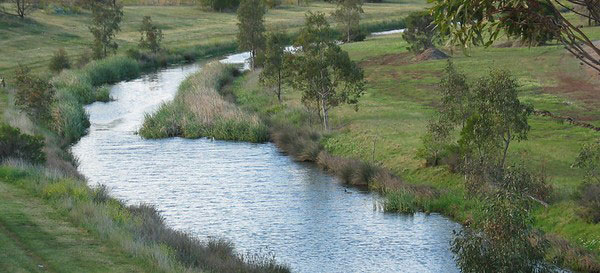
top-left (360, 52), bottom-right (414, 67)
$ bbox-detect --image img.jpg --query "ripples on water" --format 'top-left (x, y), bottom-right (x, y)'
top-left (72, 57), bottom-right (460, 273)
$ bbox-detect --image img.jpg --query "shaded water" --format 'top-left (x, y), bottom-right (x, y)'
top-left (72, 57), bottom-right (460, 273)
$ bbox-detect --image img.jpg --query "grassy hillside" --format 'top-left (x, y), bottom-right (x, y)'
top-left (228, 29), bottom-right (600, 270)
top-left (0, 181), bottom-right (155, 273)
top-left (0, 0), bottom-right (424, 75)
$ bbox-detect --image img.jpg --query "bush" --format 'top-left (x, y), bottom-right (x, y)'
top-left (578, 183), bottom-right (600, 223)
top-left (198, 0), bottom-right (240, 11)
top-left (49, 48), bottom-right (71, 73)
top-left (14, 65), bottom-right (55, 121)
top-left (403, 10), bottom-right (439, 54)
top-left (263, 0), bottom-right (281, 8)
top-left (0, 123), bottom-right (46, 164)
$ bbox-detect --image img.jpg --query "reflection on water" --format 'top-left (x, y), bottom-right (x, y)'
top-left (72, 57), bottom-right (460, 273)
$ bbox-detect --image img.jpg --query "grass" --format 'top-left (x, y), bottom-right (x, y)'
top-left (0, 160), bottom-right (290, 273)
top-left (227, 27), bottom-right (600, 271)
top-left (0, 0), bottom-right (425, 75)
top-left (0, 180), bottom-right (155, 273)
top-left (140, 62), bottom-right (269, 142)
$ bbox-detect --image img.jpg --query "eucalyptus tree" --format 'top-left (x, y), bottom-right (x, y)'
top-left (89, 0), bottom-right (123, 59)
top-left (331, 0), bottom-right (364, 43)
top-left (237, 0), bottom-right (266, 70)
top-left (286, 12), bottom-right (365, 130)
top-left (259, 31), bottom-right (287, 102)
top-left (430, 0), bottom-right (600, 72)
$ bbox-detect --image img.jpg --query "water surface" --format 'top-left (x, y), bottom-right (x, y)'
top-left (72, 57), bottom-right (460, 273)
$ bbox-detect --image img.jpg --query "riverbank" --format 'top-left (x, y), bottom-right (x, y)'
top-left (222, 33), bottom-right (600, 271)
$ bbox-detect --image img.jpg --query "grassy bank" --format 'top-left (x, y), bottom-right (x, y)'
top-left (226, 30), bottom-right (600, 271)
top-left (0, 160), bottom-right (290, 273)
top-left (140, 62), bottom-right (269, 142)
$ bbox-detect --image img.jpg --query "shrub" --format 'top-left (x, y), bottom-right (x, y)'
top-left (49, 48), bottom-right (71, 73)
top-left (578, 183), bottom-right (600, 223)
top-left (14, 65), bottom-right (55, 121)
top-left (0, 123), bottom-right (46, 164)
top-left (198, 0), bottom-right (240, 11)
top-left (451, 174), bottom-right (556, 273)
top-left (573, 140), bottom-right (600, 184)
top-left (416, 118), bottom-right (453, 167)
top-left (263, 0), bottom-right (281, 8)
top-left (403, 10), bottom-right (439, 54)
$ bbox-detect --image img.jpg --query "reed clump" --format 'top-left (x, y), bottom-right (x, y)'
top-left (140, 62), bottom-right (269, 143)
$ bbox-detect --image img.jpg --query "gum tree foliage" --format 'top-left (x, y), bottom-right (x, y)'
top-left (259, 31), bottom-right (287, 102)
top-left (439, 60), bottom-right (471, 128)
top-left (459, 69), bottom-right (533, 168)
top-left (286, 12), bottom-right (365, 130)
top-left (14, 65), bottom-right (54, 121)
top-left (574, 141), bottom-right (600, 184)
top-left (89, 0), bottom-right (123, 59)
top-left (402, 10), bottom-right (439, 54)
top-left (331, 0), bottom-right (364, 43)
top-left (237, 0), bottom-right (266, 70)
top-left (0, 0), bottom-right (39, 18)
top-left (452, 166), bottom-right (556, 273)
top-left (139, 16), bottom-right (163, 53)
top-left (430, 0), bottom-right (600, 72)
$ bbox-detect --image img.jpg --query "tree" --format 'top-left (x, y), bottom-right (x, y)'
top-left (331, 0), bottom-right (364, 43)
top-left (139, 16), bottom-right (163, 53)
top-left (431, 0), bottom-right (600, 72)
top-left (459, 70), bottom-right (533, 168)
top-left (89, 0), bottom-right (123, 59)
top-left (14, 65), bottom-right (54, 121)
top-left (452, 166), bottom-right (556, 273)
top-left (402, 10), bottom-right (439, 54)
top-left (237, 0), bottom-right (266, 70)
top-left (259, 31), bottom-right (286, 102)
top-left (439, 60), bottom-right (471, 128)
top-left (0, 0), bottom-right (39, 19)
top-left (286, 12), bottom-right (365, 130)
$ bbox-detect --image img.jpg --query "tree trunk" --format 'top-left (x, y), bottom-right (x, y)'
top-left (321, 97), bottom-right (329, 131)
top-left (277, 69), bottom-right (282, 102)
top-left (501, 131), bottom-right (511, 168)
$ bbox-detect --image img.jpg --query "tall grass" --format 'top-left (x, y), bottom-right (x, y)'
top-left (0, 160), bottom-right (290, 273)
top-left (140, 62), bottom-right (269, 143)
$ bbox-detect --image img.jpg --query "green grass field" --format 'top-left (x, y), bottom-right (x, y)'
top-left (0, 0), bottom-right (425, 75)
